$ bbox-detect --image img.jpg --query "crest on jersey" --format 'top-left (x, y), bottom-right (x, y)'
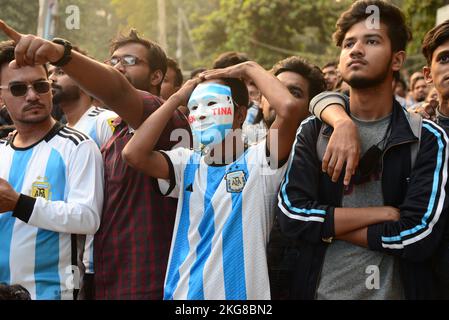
top-left (225, 170), bottom-right (246, 193)
top-left (107, 118), bottom-right (116, 133)
top-left (31, 176), bottom-right (51, 200)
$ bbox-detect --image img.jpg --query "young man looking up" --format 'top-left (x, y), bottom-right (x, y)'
top-left (278, 0), bottom-right (449, 300)
top-left (420, 19), bottom-right (449, 299)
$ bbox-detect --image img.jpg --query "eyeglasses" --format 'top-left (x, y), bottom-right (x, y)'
top-left (0, 80), bottom-right (51, 97)
top-left (106, 55), bottom-right (146, 67)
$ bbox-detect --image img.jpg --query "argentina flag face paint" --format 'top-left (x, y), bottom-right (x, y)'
top-left (187, 83), bottom-right (234, 148)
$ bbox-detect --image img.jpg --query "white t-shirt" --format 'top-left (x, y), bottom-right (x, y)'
top-left (159, 141), bottom-right (286, 300)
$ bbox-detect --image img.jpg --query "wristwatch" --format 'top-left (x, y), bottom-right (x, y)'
top-left (51, 38), bottom-right (73, 67)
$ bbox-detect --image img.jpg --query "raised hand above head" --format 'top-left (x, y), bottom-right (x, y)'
top-left (0, 20), bottom-right (64, 68)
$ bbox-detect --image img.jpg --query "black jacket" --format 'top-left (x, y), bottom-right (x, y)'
top-left (277, 100), bottom-right (449, 299)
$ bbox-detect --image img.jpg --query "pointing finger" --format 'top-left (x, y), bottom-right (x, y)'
top-left (0, 20), bottom-right (22, 42)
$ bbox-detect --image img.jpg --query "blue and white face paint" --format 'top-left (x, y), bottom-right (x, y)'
top-left (187, 83), bottom-right (234, 150)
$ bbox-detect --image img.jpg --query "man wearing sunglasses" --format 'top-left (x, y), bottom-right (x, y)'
top-left (0, 40), bottom-right (104, 300)
top-left (277, 0), bottom-right (449, 300)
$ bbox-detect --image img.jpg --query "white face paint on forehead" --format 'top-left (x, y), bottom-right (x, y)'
top-left (187, 83), bottom-right (235, 149)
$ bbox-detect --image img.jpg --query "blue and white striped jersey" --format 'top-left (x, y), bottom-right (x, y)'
top-left (0, 123), bottom-right (104, 300)
top-left (72, 106), bottom-right (117, 274)
top-left (159, 141), bottom-right (286, 300)
top-left (73, 106), bottom-right (117, 148)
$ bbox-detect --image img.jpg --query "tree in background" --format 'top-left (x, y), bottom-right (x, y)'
top-left (1, 0), bottom-right (449, 75)
top-left (0, 0), bottom-right (38, 41)
top-left (55, 0), bottom-right (124, 61)
top-left (190, 0), bottom-right (355, 69)
top-left (403, 0), bottom-right (449, 73)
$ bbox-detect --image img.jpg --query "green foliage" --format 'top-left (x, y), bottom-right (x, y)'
top-left (0, 0), bottom-right (39, 41)
top-left (2, 0), bottom-right (449, 75)
top-left (191, 0), bottom-right (355, 69)
top-left (402, 0), bottom-right (449, 71)
top-left (55, 0), bottom-right (124, 61)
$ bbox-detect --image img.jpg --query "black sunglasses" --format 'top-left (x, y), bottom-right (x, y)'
top-left (0, 80), bottom-right (51, 97)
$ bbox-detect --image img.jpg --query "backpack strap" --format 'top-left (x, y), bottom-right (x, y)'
top-left (407, 111), bottom-right (422, 170)
top-left (316, 126), bottom-right (328, 162)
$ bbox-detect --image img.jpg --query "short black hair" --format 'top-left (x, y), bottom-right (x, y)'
top-left (0, 40), bottom-right (48, 81)
top-left (213, 52), bottom-right (249, 69)
top-left (422, 20), bottom-right (449, 66)
top-left (323, 61), bottom-right (338, 70)
top-left (333, 0), bottom-right (412, 53)
top-left (190, 67), bottom-right (206, 79)
top-left (0, 283), bottom-right (31, 300)
top-left (410, 75), bottom-right (425, 91)
top-left (222, 78), bottom-right (249, 109)
top-left (272, 56), bottom-right (326, 101)
top-left (110, 29), bottom-right (167, 93)
top-left (166, 57), bottom-right (183, 87)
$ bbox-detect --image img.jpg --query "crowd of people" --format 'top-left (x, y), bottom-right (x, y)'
top-left (0, 0), bottom-right (449, 300)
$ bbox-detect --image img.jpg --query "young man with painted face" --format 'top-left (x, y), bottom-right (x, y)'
top-left (122, 62), bottom-right (296, 300)
top-left (277, 0), bottom-right (449, 300)
top-left (0, 21), bottom-right (190, 300)
top-left (0, 40), bottom-right (104, 300)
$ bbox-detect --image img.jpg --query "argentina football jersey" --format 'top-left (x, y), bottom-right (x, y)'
top-left (74, 106), bottom-right (117, 148)
top-left (0, 123), bottom-right (103, 300)
top-left (158, 141), bottom-right (287, 300)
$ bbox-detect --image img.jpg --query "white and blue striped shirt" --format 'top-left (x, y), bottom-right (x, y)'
top-left (159, 141), bottom-right (286, 300)
top-left (72, 106), bottom-right (117, 274)
top-left (0, 123), bottom-right (103, 300)
top-left (73, 106), bottom-right (117, 149)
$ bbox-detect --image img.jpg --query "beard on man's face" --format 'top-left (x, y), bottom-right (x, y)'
top-left (343, 58), bottom-right (392, 90)
top-left (52, 84), bottom-right (81, 105)
top-left (17, 102), bottom-right (51, 124)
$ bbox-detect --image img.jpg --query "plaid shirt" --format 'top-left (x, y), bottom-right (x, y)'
top-left (94, 91), bottom-right (191, 299)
